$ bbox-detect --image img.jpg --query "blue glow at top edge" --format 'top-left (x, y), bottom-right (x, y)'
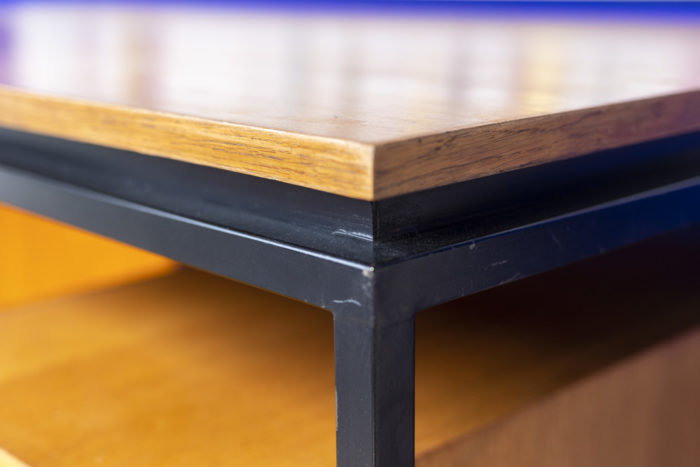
top-left (1, 1), bottom-right (700, 23)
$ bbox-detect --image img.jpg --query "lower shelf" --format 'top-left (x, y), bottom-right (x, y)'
top-left (0, 203), bottom-right (174, 308)
top-left (0, 230), bottom-right (699, 466)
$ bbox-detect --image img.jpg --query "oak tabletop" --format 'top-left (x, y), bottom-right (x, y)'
top-left (1, 4), bottom-right (699, 199)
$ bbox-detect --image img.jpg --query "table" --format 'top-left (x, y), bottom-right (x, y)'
top-left (1, 4), bottom-right (699, 466)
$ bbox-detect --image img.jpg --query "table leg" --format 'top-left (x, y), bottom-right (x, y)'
top-left (334, 314), bottom-right (416, 467)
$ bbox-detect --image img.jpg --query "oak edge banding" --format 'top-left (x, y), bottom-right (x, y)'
top-left (0, 86), bottom-right (376, 200)
top-left (2, 86), bottom-right (700, 201)
top-left (373, 90), bottom-right (700, 199)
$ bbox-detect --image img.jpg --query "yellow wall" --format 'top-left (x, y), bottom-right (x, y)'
top-left (0, 203), bottom-right (175, 308)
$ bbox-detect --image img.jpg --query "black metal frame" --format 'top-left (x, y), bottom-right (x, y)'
top-left (2, 128), bottom-right (700, 466)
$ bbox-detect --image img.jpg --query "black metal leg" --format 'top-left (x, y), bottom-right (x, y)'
top-left (334, 314), bottom-right (416, 467)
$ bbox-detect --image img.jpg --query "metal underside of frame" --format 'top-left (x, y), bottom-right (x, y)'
top-left (1, 128), bottom-right (699, 318)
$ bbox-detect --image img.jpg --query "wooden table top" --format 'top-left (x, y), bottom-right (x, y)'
top-left (1, 4), bottom-right (699, 199)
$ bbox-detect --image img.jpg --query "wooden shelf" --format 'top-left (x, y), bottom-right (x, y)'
top-left (0, 232), bottom-right (699, 466)
top-left (1, 4), bottom-right (699, 199)
top-left (0, 204), bottom-right (175, 308)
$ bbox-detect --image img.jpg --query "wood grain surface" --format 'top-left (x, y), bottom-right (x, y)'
top-left (0, 231), bottom-right (698, 466)
top-left (419, 325), bottom-right (700, 467)
top-left (1, 4), bottom-right (699, 199)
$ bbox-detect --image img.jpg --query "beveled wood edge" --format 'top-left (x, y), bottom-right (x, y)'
top-left (0, 86), bottom-right (375, 200)
top-left (2, 85), bottom-right (700, 200)
top-left (374, 90), bottom-right (700, 199)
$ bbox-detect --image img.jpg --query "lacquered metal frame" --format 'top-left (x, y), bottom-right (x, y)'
top-left (1, 129), bottom-right (700, 466)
